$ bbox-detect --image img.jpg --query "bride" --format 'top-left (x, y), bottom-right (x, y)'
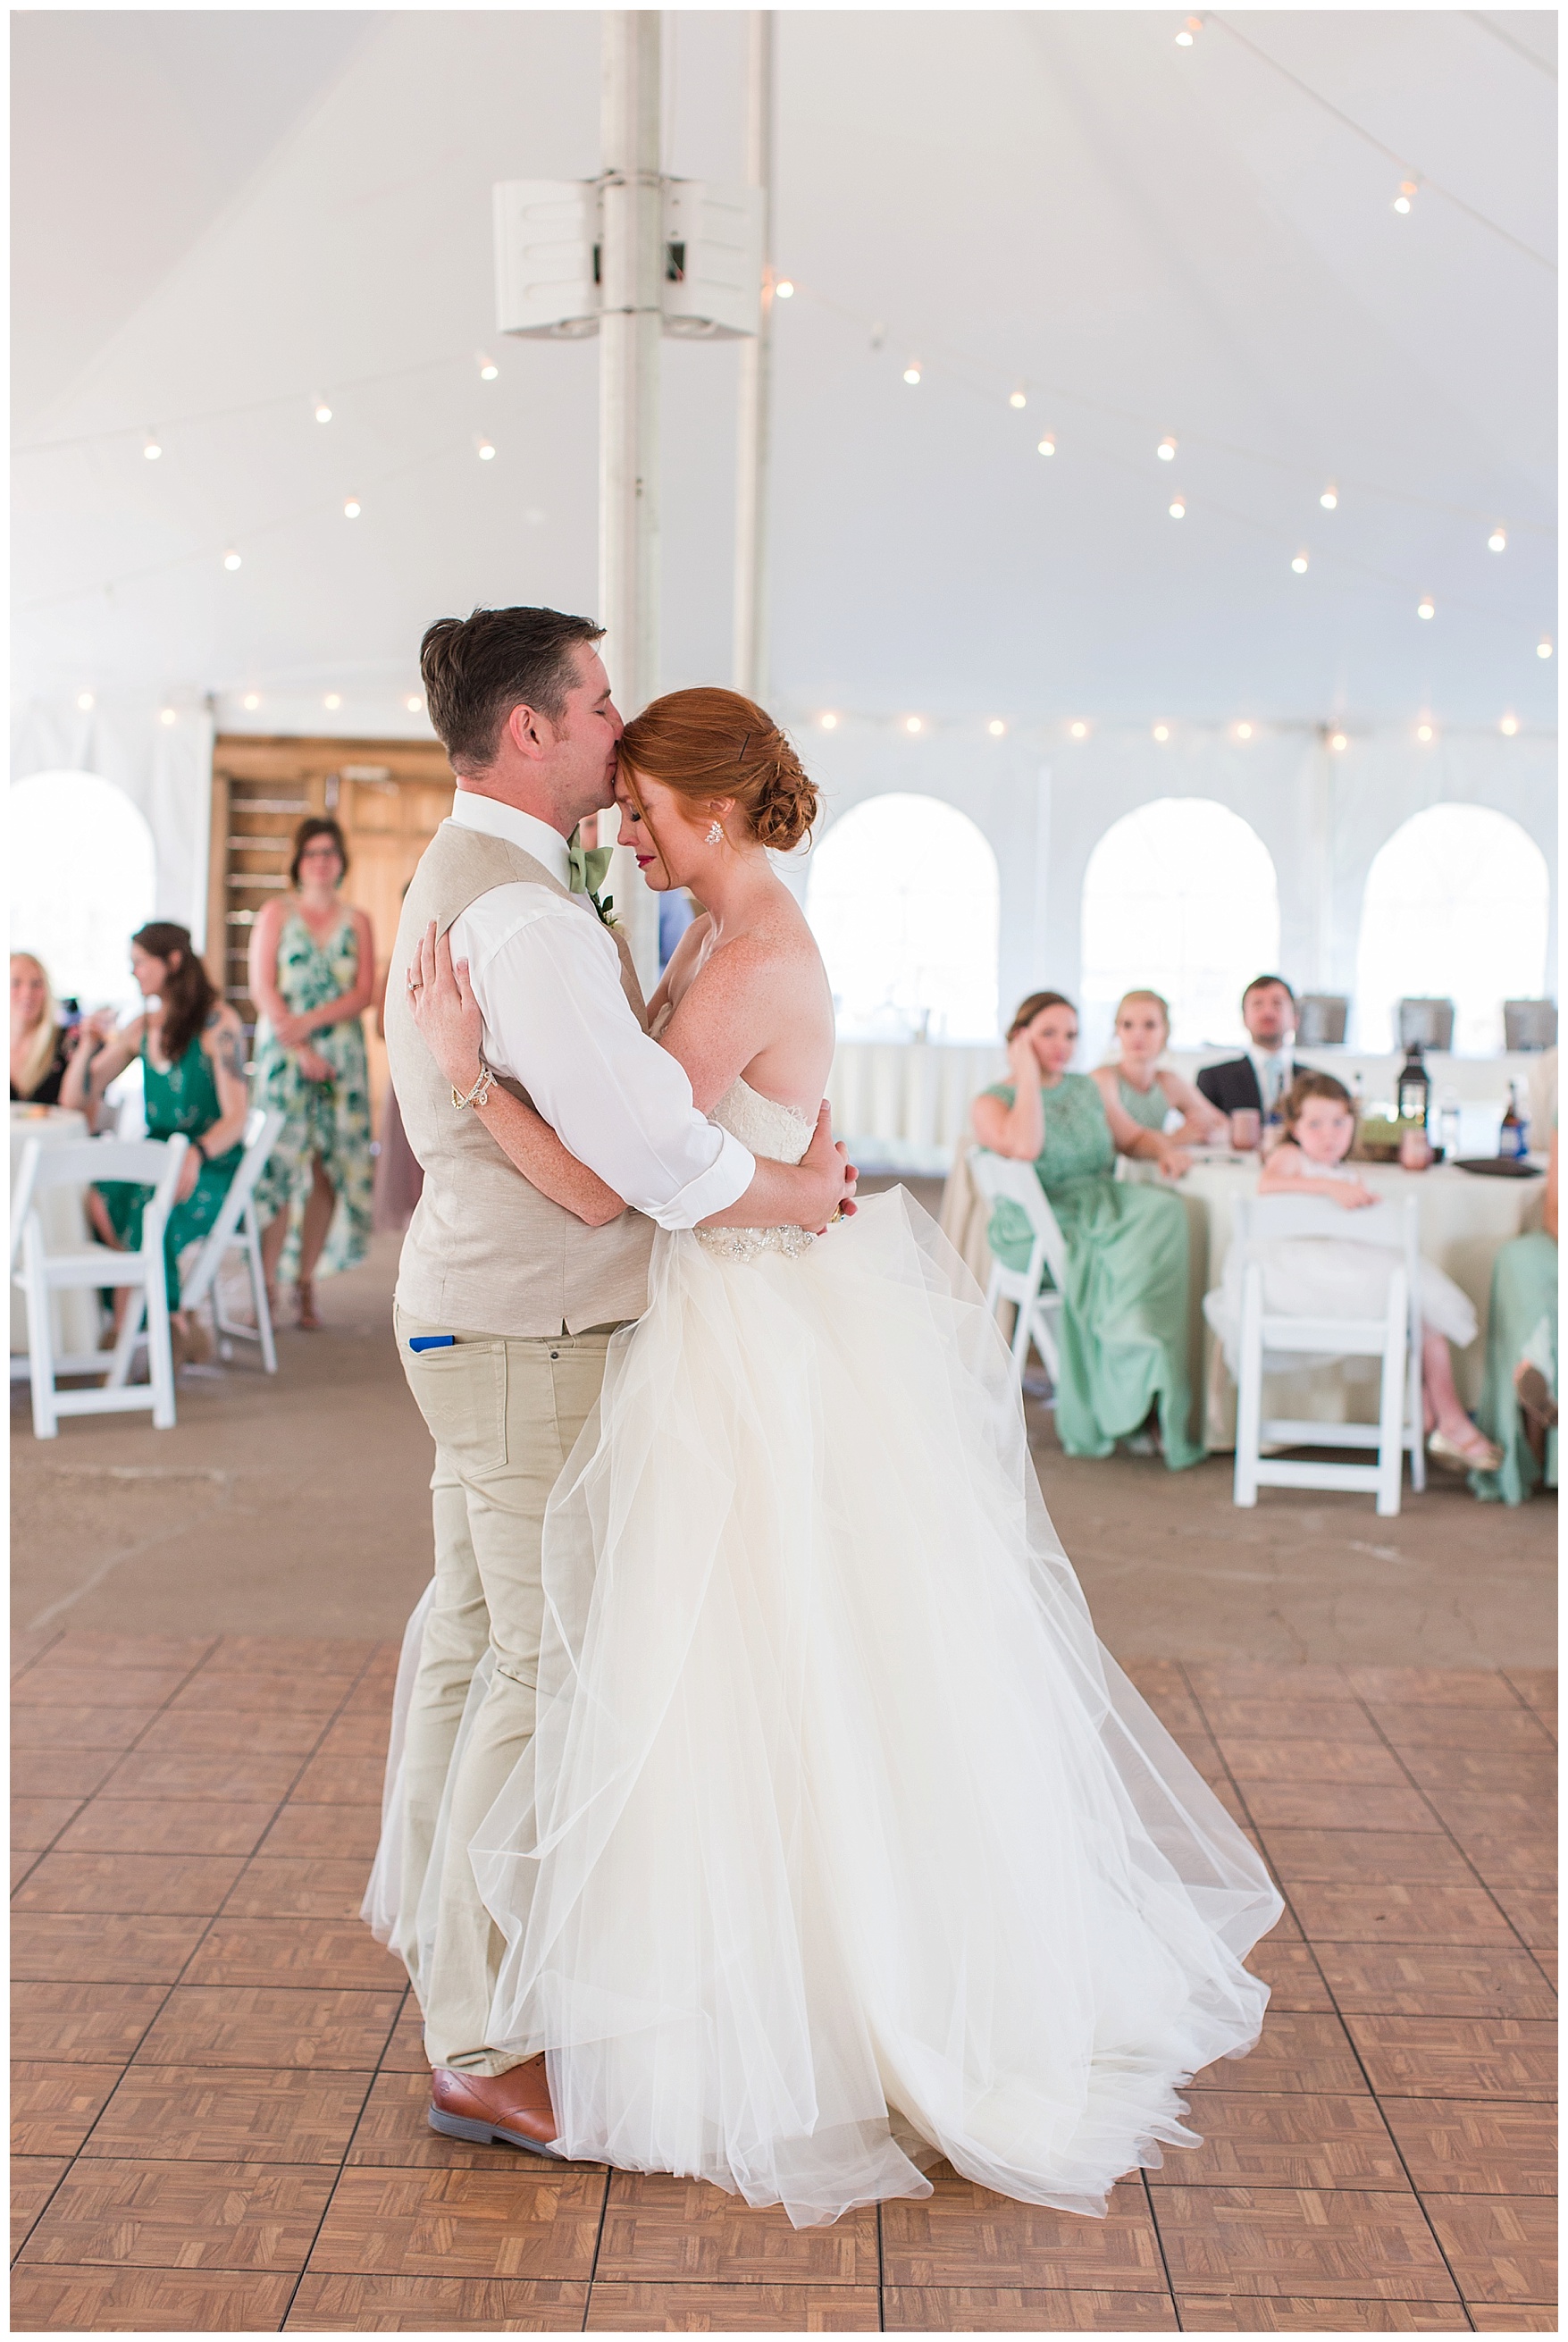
top-left (370, 686), bottom-right (1281, 2229)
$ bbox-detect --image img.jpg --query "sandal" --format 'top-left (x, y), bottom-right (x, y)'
top-left (1513, 1364), bottom-right (1557, 1465)
top-left (296, 1279), bottom-right (321, 1331)
top-left (1428, 1425), bottom-right (1505, 1474)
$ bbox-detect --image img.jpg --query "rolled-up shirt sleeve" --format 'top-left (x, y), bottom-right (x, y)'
top-left (450, 890), bottom-right (755, 1230)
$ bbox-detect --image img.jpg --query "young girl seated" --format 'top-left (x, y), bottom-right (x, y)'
top-left (1205, 1072), bottom-right (1501, 1473)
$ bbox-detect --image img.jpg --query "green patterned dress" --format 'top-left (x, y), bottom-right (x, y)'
top-left (251, 911), bottom-right (373, 1276)
top-left (1115, 1074), bottom-right (1174, 1134)
top-left (982, 1073), bottom-right (1203, 1469)
top-left (100, 1028), bottom-right (243, 1309)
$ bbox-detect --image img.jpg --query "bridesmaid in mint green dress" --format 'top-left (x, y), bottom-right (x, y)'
top-left (972, 990), bottom-right (1203, 1470)
top-left (249, 819), bottom-right (376, 1326)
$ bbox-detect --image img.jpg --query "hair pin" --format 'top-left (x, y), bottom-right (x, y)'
top-left (737, 734), bottom-right (750, 761)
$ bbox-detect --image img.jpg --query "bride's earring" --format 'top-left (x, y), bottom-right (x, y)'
top-left (705, 820), bottom-right (724, 844)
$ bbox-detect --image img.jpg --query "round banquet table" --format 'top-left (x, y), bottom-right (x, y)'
top-left (939, 1146), bottom-right (1547, 1448)
top-left (10, 1106), bottom-right (103, 1363)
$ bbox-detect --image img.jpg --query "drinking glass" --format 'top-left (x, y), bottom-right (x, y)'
top-left (1229, 1108), bottom-right (1261, 1153)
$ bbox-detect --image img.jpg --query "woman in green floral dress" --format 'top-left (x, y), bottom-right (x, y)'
top-left (971, 990), bottom-right (1204, 1469)
top-left (249, 818), bottom-right (376, 1326)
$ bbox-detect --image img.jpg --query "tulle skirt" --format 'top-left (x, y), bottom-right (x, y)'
top-left (371, 1189), bottom-right (1281, 2228)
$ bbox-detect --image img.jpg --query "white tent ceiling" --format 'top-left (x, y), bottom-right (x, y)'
top-left (12, 7), bottom-right (1559, 738)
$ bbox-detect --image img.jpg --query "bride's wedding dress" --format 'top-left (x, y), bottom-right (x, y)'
top-left (368, 1078), bottom-right (1281, 2229)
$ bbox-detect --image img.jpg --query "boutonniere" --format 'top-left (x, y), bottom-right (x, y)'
top-left (566, 835), bottom-right (618, 926)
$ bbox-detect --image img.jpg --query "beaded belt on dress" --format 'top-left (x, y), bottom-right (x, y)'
top-left (693, 1225), bottom-right (816, 1263)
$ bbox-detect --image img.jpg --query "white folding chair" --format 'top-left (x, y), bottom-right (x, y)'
top-left (12, 1135), bottom-right (189, 1437)
top-left (968, 1146), bottom-right (1069, 1389)
top-left (1231, 1194), bottom-right (1426, 1518)
top-left (178, 1107), bottom-right (282, 1372)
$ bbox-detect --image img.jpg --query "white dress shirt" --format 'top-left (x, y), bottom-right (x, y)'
top-left (445, 791), bottom-right (754, 1229)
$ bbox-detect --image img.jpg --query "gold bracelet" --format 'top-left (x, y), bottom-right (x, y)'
top-left (451, 1059), bottom-right (497, 1111)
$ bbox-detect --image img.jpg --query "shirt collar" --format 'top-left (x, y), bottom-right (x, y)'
top-left (449, 788), bottom-right (572, 887)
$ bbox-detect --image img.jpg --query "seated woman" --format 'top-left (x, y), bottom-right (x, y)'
top-left (10, 952), bottom-right (74, 1105)
top-left (1204, 1072), bottom-right (1500, 1473)
top-left (1471, 1125), bottom-right (1557, 1505)
top-left (1091, 989), bottom-right (1228, 1149)
top-left (61, 923), bottom-right (250, 1360)
top-left (970, 990), bottom-right (1203, 1469)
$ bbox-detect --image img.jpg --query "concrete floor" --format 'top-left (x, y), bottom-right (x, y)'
top-left (11, 1210), bottom-right (1556, 1665)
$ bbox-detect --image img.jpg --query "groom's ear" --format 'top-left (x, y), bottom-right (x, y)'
top-left (505, 702), bottom-right (549, 761)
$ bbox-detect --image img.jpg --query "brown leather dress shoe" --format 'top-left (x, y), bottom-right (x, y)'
top-left (429, 2061), bottom-right (564, 2158)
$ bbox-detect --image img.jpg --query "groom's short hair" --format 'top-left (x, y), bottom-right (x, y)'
top-left (420, 606), bottom-right (606, 772)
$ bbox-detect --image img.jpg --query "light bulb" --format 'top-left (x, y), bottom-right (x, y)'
top-left (1500, 714), bottom-right (1520, 735)
top-left (1009, 390), bottom-right (1027, 409)
top-left (324, 693), bottom-right (342, 710)
top-left (903, 716), bottom-right (924, 734)
top-left (143, 435), bottom-right (162, 461)
top-left (1488, 527), bottom-right (1507, 553)
top-left (903, 365), bottom-right (922, 386)
top-left (1394, 180), bottom-right (1416, 214)
top-left (406, 694), bottom-right (423, 713)
top-left (160, 707), bottom-right (177, 726)
top-left (1036, 435), bottom-right (1056, 457)
top-left (1538, 637), bottom-right (1554, 659)
top-left (986, 718), bottom-right (1007, 737)
top-left (1291, 552), bottom-right (1309, 574)
top-left (222, 549), bottom-right (241, 571)
top-left (1416, 722), bottom-right (1434, 743)
top-left (1153, 723), bottom-right (1170, 743)
top-left (1157, 436), bottom-right (1177, 461)
top-left (76, 690), bottom-right (95, 711)
top-left (818, 711), bottom-right (839, 731)
top-left (343, 498), bottom-right (361, 519)
top-left (1176, 16), bottom-right (1203, 44)
top-left (1069, 720), bottom-right (1088, 740)
top-left (477, 357), bottom-right (499, 381)
top-left (477, 440), bottom-right (496, 461)
top-left (1169, 496), bottom-right (1186, 519)
top-left (1235, 721), bottom-right (1254, 742)
top-left (1417, 596), bottom-right (1436, 620)
top-left (774, 278), bottom-right (794, 298)
top-left (1329, 730), bottom-right (1348, 752)
top-left (314, 401), bottom-right (332, 424)
top-left (1320, 486), bottom-right (1337, 510)
top-left (1175, 24), bottom-right (1194, 42)
top-left (242, 692), bottom-right (261, 712)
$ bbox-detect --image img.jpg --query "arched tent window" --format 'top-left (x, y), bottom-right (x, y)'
top-left (1081, 798), bottom-right (1281, 1053)
top-left (1355, 805), bottom-right (1550, 1055)
top-left (9, 771), bottom-right (157, 1012)
top-left (806, 793), bottom-right (1000, 1041)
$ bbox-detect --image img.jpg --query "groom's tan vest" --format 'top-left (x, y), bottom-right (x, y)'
top-left (386, 819), bottom-right (655, 1337)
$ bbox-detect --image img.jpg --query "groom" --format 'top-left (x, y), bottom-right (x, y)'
top-left (381, 604), bottom-right (855, 2154)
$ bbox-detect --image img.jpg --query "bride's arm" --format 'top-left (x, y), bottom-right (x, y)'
top-left (407, 926), bottom-right (626, 1228)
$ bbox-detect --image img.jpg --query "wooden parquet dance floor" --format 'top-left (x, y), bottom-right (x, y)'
top-left (10, 1635), bottom-right (1556, 2334)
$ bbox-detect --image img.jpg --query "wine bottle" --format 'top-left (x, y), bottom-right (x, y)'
top-left (1499, 1085), bottom-right (1528, 1161)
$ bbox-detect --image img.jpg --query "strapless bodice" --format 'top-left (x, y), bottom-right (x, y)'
top-left (698, 1078), bottom-right (816, 1263)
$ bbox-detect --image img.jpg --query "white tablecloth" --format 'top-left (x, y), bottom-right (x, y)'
top-left (827, 1042), bottom-right (1008, 1172)
top-left (939, 1146), bottom-right (1545, 1443)
top-left (10, 1108), bottom-right (102, 1360)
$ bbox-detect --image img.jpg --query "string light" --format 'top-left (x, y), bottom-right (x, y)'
top-left (1320, 486), bottom-right (1338, 509)
top-left (986, 718), bottom-right (1007, 736)
top-left (343, 498), bottom-right (362, 519)
top-left (1234, 721), bottom-right (1254, 742)
top-left (222, 549), bottom-right (241, 571)
top-left (1036, 435), bottom-right (1056, 457)
top-left (1538, 636), bottom-right (1554, 659)
top-left (1416, 596), bottom-right (1436, 620)
top-left (1069, 720), bottom-right (1089, 740)
top-left (774, 278), bottom-right (794, 298)
top-left (76, 690), bottom-right (94, 711)
top-left (242, 692), bottom-right (261, 711)
top-left (476, 439), bottom-right (496, 461)
top-left (903, 715), bottom-right (925, 734)
top-left (314, 400), bottom-right (332, 424)
top-left (1152, 723), bottom-right (1170, 743)
top-left (1500, 714), bottom-right (1520, 736)
top-left (1393, 179), bottom-right (1417, 214)
top-left (324, 693), bottom-right (342, 710)
top-left (1175, 16), bottom-right (1203, 46)
top-left (1488, 526), bottom-right (1507, 553)
top-left (1009, 390), bottom-right (1027, 409)
top-left (902, 364), bottom-right (922, 386)
top-left (1291, 551), bottom-right (1309, 574)
top-left (1415, 721), bottom-right (1435, 743)
top-left (159, 707), bottom-right (177, 726)
top-left (143, 434), bottom-right (162, 461)
top-left (1168, 495), bottom-right (1186, 519)
top-left (405, 694), bottom-right (423, 712)
top-left (1329, 730), bottom-right (1348, 751)
top-left (1156, 436), bottom-right (1177, 461)
top-left (477, 356), bottom-right (499, 381)
top-left (817, 711), bottom-right (839, 730)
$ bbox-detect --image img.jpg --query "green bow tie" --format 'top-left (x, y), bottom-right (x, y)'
top-left (566, 839), bottom-right (614, 899)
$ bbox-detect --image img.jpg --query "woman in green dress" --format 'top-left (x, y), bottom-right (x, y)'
top-left (249, 818), bottom-right (376, 1327)
top-left (1472, 1126), bottom-right (1557, 1506)
top-left (62, 922), bottom-right (250, 1359)
top-left (1090, 988), bottom-right (1228, 1148)
top-left (972, 990), bottom-right (1204, 1469)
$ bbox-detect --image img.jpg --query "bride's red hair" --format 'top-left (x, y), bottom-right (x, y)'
top-left (619, 688), bottom-right (818, 852)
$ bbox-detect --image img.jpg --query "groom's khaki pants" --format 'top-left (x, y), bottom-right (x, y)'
top-left (393, 1307), bottom-right (617, 2076)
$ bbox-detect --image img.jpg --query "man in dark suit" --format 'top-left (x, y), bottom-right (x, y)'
top-left (1195, 976), bottom-right (1303, 1123)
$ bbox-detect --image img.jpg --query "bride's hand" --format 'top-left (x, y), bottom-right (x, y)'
top-left (407, 920), bottom-right (484, 1092)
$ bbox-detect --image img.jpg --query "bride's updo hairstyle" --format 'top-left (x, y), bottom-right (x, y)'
top-left (619, 688), bottom-right (818, 852)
